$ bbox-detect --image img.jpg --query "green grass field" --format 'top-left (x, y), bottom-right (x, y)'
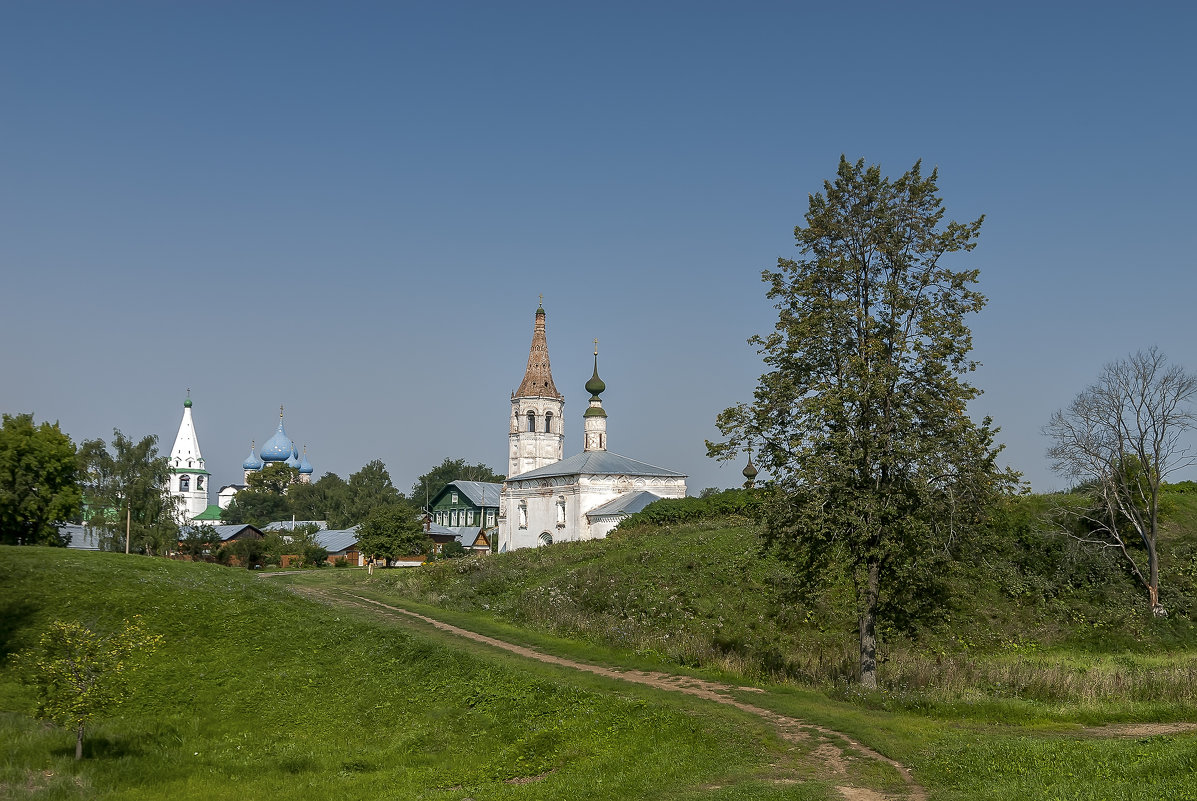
top-left (0, 547), bottom-right (842, 801)
top-left (6, 488), bottom-right (1197, 801)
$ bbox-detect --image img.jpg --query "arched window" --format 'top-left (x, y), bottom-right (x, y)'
top-left (179, 475), bottom-right (190, 492)
top-left (556, 496), bottom-right (566, 525)
top-left (518, 501), bottom-right (528, 529)
top-left (196, 476), bottom-right (204, 491)
top-left (538, 532), bottom-right (553, 547)
top-left (544, 411), bottom-right (553, 433)
top-left (526, 411), bottom-right (536, 432)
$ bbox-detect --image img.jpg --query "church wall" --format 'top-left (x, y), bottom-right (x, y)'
top-left (499, 474), bottom-right (687, 550)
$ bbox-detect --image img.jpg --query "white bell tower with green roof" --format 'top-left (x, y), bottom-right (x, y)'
top-left (168, 390), bottom-right (211, 523)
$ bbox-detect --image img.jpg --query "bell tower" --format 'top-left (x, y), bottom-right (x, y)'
top-left (168, 390), bottom-right (210, 523)
top-left (508, 300), bottom-right (565, 477)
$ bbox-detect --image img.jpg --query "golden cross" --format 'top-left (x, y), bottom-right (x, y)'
top-left (594, 338), bottom-right (599, 355)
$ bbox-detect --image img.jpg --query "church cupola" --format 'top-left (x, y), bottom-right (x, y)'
top-left (742, 449), bottom-right (759, 489)
top-left (243, 440), bottom-right (264, 475)
top-left (509, 298), bottom-right (566, 477)
top-left (298, 445), bottom-right (314, 480)
top-left (583, 341), bottom-right (608, 452)
top-left (259, 406), bottom-right (295, 462)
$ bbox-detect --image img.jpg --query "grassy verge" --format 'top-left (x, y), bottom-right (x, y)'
top-left (0, 546), bottom-right (842, 801)
top-left (286, 568), bottom-right (1197, 800)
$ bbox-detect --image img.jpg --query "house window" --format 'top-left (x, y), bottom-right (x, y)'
top-left (539, 532), bottom-right (553, 547)
top-left (467, 510), bottom-right (474, 526)
top-left (487, 509), bottom-right (495, 526)
top-left (518, 501), bottom-right (528, 529)
top-left (196, 476), bottom-right (204, 491)
top-left (451, 492), bottom-right (458, 503)
top-left (545, 411), bottom-right (553, 433)
top-left (179, 475), bottom-right (190, 492)
top-left (526, 411), bottom-right (536, 432)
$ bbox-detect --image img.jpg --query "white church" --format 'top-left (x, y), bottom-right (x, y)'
top-left (497, 304), bottom-right (687, 551)
top-left (166, 396), bottom-right (315, 525)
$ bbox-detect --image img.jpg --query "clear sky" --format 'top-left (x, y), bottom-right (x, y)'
top-left (3, 2), bottom-right (1195, 499)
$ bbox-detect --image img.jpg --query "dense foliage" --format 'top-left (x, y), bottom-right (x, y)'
top-left (78, 430), bottom-right (176, 554)
top-left (223, 459), bottom-right (406, 529)
top-left (356, 503), bottom-right (429, 561)
top-left (709, 157), bottom-right (1013, 686)
top-left (0, 413), bottom-right (81, 546)
top-left (370, 488), bottom-right (1197, 701)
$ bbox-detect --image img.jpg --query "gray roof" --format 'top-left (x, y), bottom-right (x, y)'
top-left (586, 491), bottom-right (663, 518)
top-left (264, 520), bottom-right (328, 531)
top-left (427, 523), bottom-right (490, 547)
top-left (180, 524), bottom-right (262, 542)
top-left (315, 526), bottom-right (359, 553)
top-left (60, 524), bottom-right (102, 550)
top-left (450, 481), bottom-right (502, 507)
top-left (509, 451), bottom-right (686, 482)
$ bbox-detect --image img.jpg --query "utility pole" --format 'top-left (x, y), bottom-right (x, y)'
top-left (125, 504), bottom-right (131, 555)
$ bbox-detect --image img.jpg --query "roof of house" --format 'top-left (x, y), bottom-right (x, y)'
top-left (426, 522), bottom-right (491, 547)
top-left (60, 524), bottom-right (102, 550)
top-left (315, 526), bottom-right (359, 553)
top-left (508, 451), bottom-right (686, 482)
top-left (180, 523), bottom-right (264, 542)
top-left (264, 520), bottom-right (328, 531)
top-left (586, 490), bottom-right (663, 518)
top-left (192, 504), bottom-right (223, 522)
top-left (449, 480), bottom-right (502, 507)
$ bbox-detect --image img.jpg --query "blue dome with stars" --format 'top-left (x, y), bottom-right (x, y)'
top-left (298, 447), bottom-right (313, 475)
top-left (242, 442), bottom-right (264, 471)
top-left (259, 413), bottom-right (295, 463)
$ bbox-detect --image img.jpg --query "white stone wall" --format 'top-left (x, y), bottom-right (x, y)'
top-left (498, 474), bottom-right (687, 551)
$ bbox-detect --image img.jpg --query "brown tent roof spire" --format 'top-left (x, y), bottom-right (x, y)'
top-left (516, 303), bottom-right (563, 399)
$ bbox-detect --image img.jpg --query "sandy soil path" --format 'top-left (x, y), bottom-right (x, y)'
top-left (294, 585), bottom-right (927, 801)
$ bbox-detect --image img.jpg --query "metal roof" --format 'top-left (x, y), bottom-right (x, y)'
top-left (508, 451), bottom-right (686, 481)
top-left (59, 524), bottom-right (102, 550)
top-left (180, 524), bottom-right (263, 542)
top-left (264, 520), bottom-right (328, 531)
top-left (451, 481), bottom-right (502, 507)
top-left (315, 526), bottom-right (359, 553)
top-left (586, 490), bottom-right (663, 518)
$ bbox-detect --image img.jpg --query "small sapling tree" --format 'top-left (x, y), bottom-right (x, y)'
top-left (16, 616), bottom-right (162, 759)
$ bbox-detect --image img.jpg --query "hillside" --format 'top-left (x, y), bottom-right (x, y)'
top-left (353, 490), bottom-right (1197, 705)
top-left (0, 547), bottom-right (818, 800)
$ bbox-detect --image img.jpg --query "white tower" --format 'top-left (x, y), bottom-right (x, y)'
top-left (508, 302), bottom-right (565, 477)
top-left (583, 340), bottom-right (607, 452)
top-left (168, 391), bottom-right (210, 523)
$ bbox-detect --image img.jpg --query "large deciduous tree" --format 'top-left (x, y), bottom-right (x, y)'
top-left (346, 459), bottom-right (404, 523)
top-left (1045, 347), bottom-right (1197, 617)
top-left (0, 413), bottom-right (81, 546)
top-left (79, 431), bottom-right (176, 554)
top-left (708, 157), bottom-right (1010, 688)
top-left (356, 502), bottom-right (429, 563)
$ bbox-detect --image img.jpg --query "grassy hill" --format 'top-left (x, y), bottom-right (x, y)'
top-left (0, 547), bottom-right (821, 800)
top-left (352, 489), bottom-right (1197, 715)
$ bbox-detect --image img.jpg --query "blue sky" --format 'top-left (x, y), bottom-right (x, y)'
top-left (3, 2), bottom-right (1195, 498)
